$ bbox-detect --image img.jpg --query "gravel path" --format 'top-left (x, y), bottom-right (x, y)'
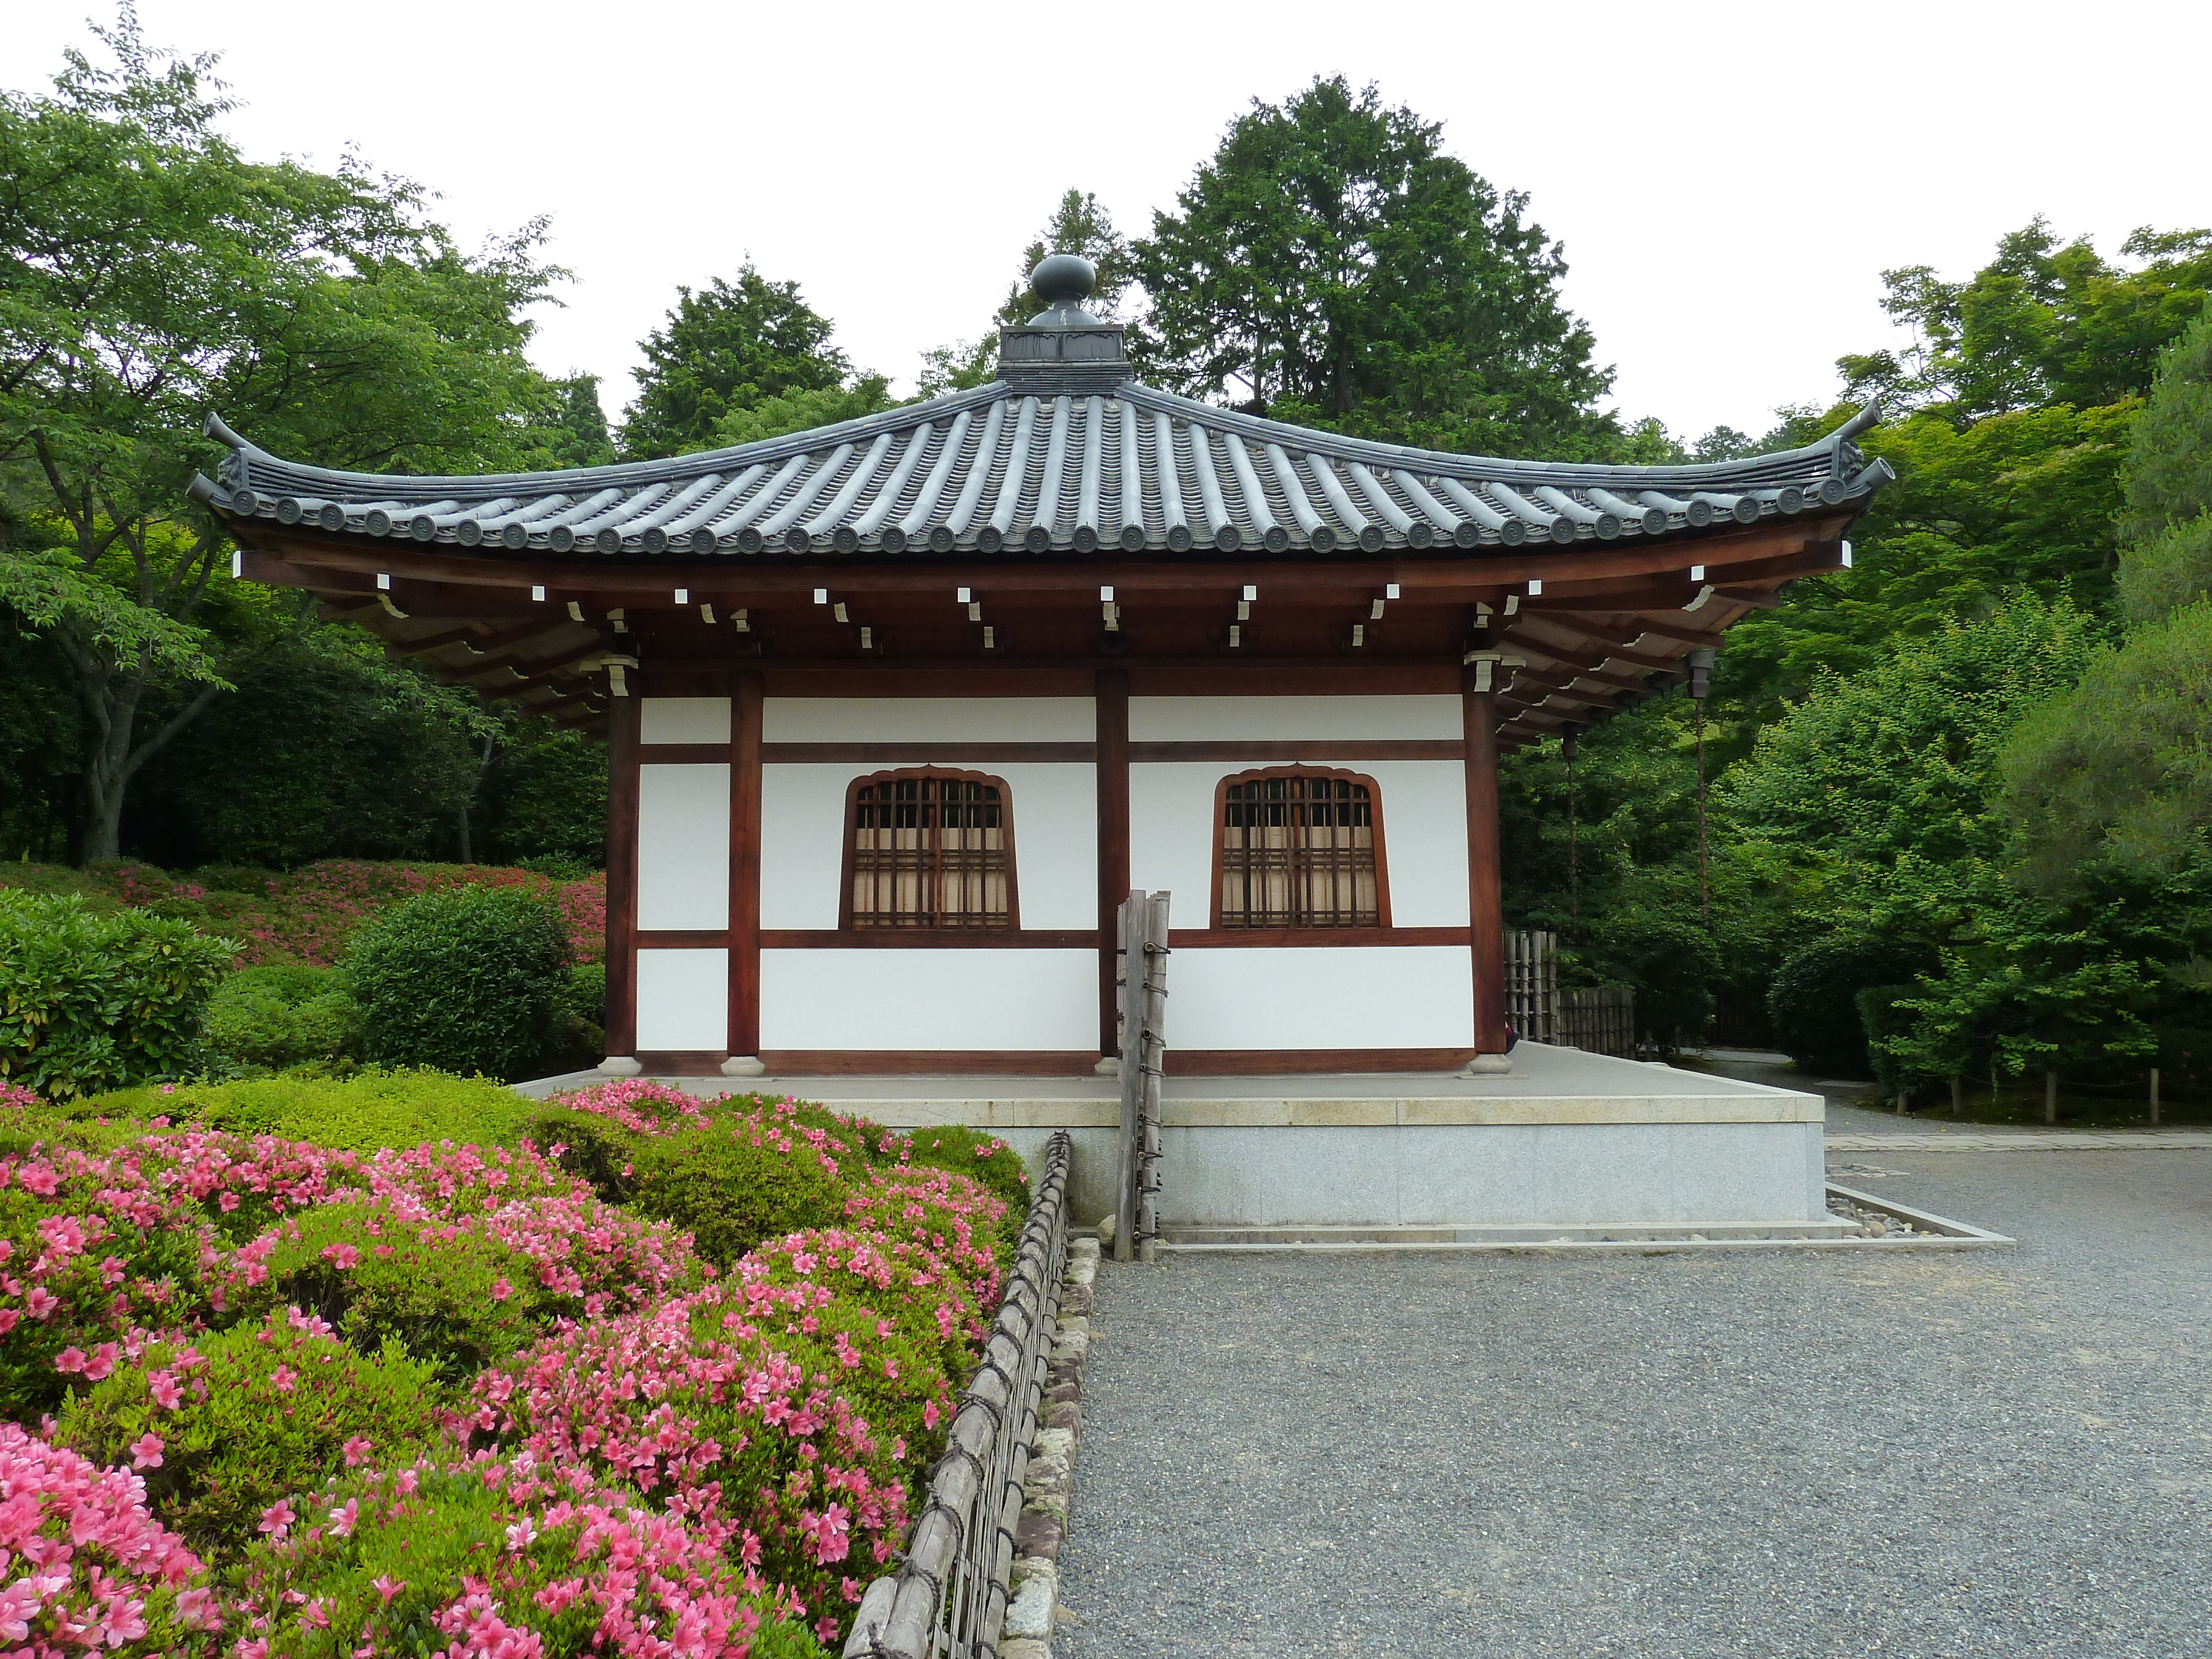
top-left (1055, 1152), bottom-right (2212, 1658)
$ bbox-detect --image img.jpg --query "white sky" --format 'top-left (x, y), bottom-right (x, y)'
top-left (9, 0), bottom-right (2208, 445)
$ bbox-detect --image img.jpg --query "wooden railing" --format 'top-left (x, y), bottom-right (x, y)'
top-left (843, 1131), bottom-right (1073, 1659)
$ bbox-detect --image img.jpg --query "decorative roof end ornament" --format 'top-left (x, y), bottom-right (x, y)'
top-left (997, 253), bottom-right (1130, 391)
top-left (1027, 253), bottom-right (1103, 327)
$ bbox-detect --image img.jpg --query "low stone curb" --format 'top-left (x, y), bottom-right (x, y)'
top-left (999, 1235), bottom-right (1098, 1659)
top-left (1828, 1131), bottom-right (2212, 1150)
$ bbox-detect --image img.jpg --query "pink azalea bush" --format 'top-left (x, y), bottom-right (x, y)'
top-left (233, 1451), bottom-right (818, 1657)
top-left (0, 859), bottom-right (607, 970)
top-left (0, 1077), bottom-right (1030, 1652)
top-left (0, 1421), bottom-right (221, 1654)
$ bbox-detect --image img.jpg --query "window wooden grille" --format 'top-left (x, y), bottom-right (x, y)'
top-left (1214, 769), bottom-right (1388, 930)
top-left (842, 769), bottom-right (1016, 929)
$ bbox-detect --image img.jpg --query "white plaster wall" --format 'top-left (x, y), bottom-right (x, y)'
top-left (1129, 694), bottom-right (1461, 742)
top-left (760, 950), bottom-right (1097, 1049)
top-left (637, 764), bottom-right (729, 930)
top-left (1170, 947), bottom-right (1474, 1049)
top-left (759, 763), bottom-right (1095, 929)
top-left (639, 697), bottom-right (732, 745)
top-left (1129, 760), bottom-right (1466, 926)
top-left (635, 947), bottom-right (728, 1050)
top-left (763, 697), bottom-right (1095, 742)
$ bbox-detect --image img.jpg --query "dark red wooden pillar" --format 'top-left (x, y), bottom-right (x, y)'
top-left (1095, 666), bottom-right (1130, 1055)
top-left (1463, 665), bottom-right (1507, 1053)
top-left (603, 690), bottom-right (641, 1058)
top-left (728, 669), bottom-right (764, 1060)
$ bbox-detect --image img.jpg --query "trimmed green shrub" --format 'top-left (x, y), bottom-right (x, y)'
top-left (0, 889), bottom-right (235, 1099)
top-left (230, 1202), bottom-right (549, 1382)
top-left (345, 885), bottom-right (568, 1080)
top-left (895, 1124), bottom-right (1032, 1212)
top-left (1768, 937), bottom-right (1933, 1078)
top-left (79, 1067), bottom-right (538, 1151)
top-left (525, 1106), bottom-right (851, 1266)
top-left (233, 1459), bottom-right (830, 1658)
top-left (543, 959), bottom-right (608, 1074)
top-left (56, 1315), bottom-right (445, 1554)
top-left (203, 963), bottom-right (364, 1072)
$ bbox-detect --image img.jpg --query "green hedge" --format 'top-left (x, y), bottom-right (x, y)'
top-left (0, 890), bottom-right (234, 1099)
top-left (79, 1068), bottom-right (538, 1152)
top-left (202, 963), bottom-right (363, 1073)
top-left (345, 886), bottom-right (567, 1081)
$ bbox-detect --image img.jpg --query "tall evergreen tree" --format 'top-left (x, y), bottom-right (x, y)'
top-left (1131, 77), bottom-right (1616, 457)
top-left (620, 264), bottom-right (856, 458)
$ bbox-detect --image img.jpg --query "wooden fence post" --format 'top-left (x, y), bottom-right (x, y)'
top-left (1113, 894), bottom-right (1139, 1264)
top-left (1135, 891), bottom-right (1170, 1264)
top-left (2044, 1070), bottom-right (2058, 1125)
top-left (2150, 1067), bottom-right (2161, 1126)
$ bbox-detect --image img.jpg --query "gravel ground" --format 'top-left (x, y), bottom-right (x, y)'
top-left (1055, 1152), bottom-right (2212, 1658)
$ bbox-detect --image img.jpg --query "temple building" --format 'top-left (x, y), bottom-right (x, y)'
top-left (198, 253), bottom-right (1889, 1191)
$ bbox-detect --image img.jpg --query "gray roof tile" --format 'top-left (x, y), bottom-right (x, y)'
top-left (192, 382), bottom-right (1888, 559)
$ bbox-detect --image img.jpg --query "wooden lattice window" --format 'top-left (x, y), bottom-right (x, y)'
top-left (842, 769), bottom-right (1017, 929)
top-left (1214, 769), bottom-right (1389, 930)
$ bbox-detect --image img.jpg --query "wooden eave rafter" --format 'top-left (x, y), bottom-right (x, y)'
top-left (225, 515), bottom-right (1853, 746)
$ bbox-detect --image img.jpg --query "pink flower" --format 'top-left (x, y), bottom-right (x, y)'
top-left (321, 1242), bottom-right (361, 1270)
top-left (130, 1432), bottom-right (164, 1469)
top-left (270, 1364), bottom-right (297, 1393)
top-left (328, 1498), bottom-right (359, 1537)
top-left (259, 1499), bottom-right (294, 1537)
top-left (148, 1371), bottom-right (182, 1410)
top-left (372, 1574), bottom-right (405, 1608)
top-left (24, 1286), bottom-right (59, 1319)
top-left (922, 1400), bottom-right (941, 1429)
top-left (343, 1434), bottom-right (374, 1467)
top-left (52, 1346), bottom-right (86, 1374)
top-left (503, 1518), bottom-right (537, 1551)
top-left (81, 1342), bottom-right (118, 1381)
top-left (491, 1276), bottom-right (514, 1301)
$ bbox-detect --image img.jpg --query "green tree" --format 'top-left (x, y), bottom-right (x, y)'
top-left (1717, 227), bottom-right (2211, 715)
top-left (1721, 594), bottom-right (2102, 939)
top-left (0, 11), bottom-right (560, 862)
top-left (529, 373), bottom-right (616, 469)
top-left (1838, 220), bottom-right (2212, 418)
top-left (620, 264), bottom-right (864, 458)
top-left (705, 379), bottom-right (895, 448)
top-left (915, 189), bottom-right (1136, 401)
top-left (1131, 76), bottom-right (1615, 456)
top-left (2002, 306), bottom-right (2212, 891)
top-left (993, 189), bottom-right (1136, 327)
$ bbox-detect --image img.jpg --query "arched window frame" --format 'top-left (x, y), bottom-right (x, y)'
top-left (1210, 766), bottom-right (1392, 932)
top-left (839, 766), bottom-right (1020, 931)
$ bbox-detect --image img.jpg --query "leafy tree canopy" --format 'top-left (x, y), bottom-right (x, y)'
top-left (1839, 220), bottom-right (2212, 420)
top-left (1131, 76), bottom-right (1616, 458)
top-left (0, 7), bottom-right (562, 862)
top-left (620, 264), bottom-right (859, 458)
top-left (1720, 593), bottom-right (2103, 942)
top-left (705, 378), bottom-right (894, 450)
top-left (2002, 306), bottom-right (2212, 894)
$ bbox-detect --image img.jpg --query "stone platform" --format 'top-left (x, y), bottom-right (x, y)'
top-left (521, 1043), bottom-right (1831, 1238)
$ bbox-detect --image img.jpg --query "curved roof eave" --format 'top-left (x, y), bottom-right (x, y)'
top-left (191, 380), bottom-right (1891, 560)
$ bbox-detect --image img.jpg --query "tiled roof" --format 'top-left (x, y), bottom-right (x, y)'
top-left (194, 380), bottom-right (1887, 563)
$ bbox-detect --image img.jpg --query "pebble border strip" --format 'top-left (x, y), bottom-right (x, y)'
top-left (999, 1234), bottom-right (1099, 1657)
